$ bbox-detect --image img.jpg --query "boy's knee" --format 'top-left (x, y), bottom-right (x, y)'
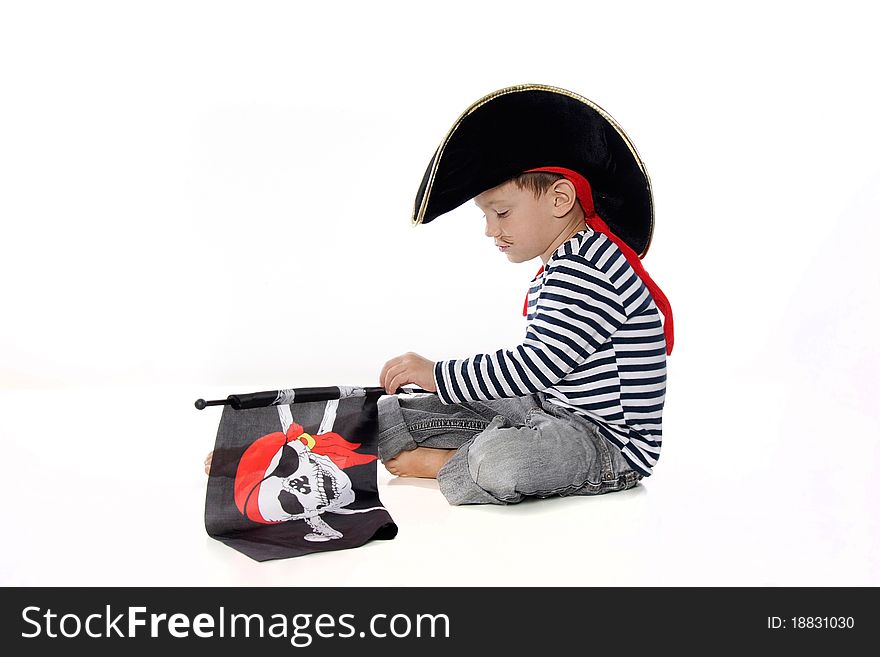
top-left (467, 430), bottom-right (531, 500)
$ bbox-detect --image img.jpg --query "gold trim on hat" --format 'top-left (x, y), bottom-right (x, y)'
top-left (411, 83), bottom-right (655, 258)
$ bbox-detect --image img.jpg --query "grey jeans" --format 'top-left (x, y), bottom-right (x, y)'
top-left (376, 390), bottom-right (643, 506)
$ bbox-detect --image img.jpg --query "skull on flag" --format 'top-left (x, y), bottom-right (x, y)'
top-left (234, 421), bottom-right (378, 542)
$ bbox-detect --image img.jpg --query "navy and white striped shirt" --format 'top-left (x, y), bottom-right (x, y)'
top-left (433, 226), bottom-right (666, 477)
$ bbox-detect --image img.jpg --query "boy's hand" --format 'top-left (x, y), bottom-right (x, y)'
top-left (380, 352), bottom-right (437, 395)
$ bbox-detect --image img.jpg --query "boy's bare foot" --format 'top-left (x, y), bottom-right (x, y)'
top-left (204, 451), bottom-right (212, 475)
top-left (383, 447), bottom-right (456, 479)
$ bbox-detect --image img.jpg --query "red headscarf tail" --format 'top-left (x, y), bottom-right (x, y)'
top-left (520, 166), bottom-right (673, 355)
top-left (285, 422), bottom-right (379, 469)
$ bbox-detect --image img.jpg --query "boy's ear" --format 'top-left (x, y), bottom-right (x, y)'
top-left (550, 179), bottom-right (578, 216)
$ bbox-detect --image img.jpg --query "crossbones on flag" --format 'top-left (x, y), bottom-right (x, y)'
top-left (205, 388), bottom-right (398, 561)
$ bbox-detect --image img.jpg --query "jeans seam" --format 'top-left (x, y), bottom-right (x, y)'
top-left (520, 468), bottom-right (642, 498)
top-left (376, 420), bottom-right (409, 442)
top-left (408, 418), bottom-right (490, 432)
top-left (520, 474), bottom-right (603, 498)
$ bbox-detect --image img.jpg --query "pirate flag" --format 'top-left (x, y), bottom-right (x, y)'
top-left (204, 387), bottom-right (398, 561)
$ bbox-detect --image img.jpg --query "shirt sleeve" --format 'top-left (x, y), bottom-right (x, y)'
top-left (434, 254), bottom-right (629, 404)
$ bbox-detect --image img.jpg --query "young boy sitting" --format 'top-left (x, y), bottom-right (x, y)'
top-left (374, 84), bottom-right (673, 506)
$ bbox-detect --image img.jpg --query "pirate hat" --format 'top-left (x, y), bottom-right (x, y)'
top-left (412, 83), bottom-right (654, 256)
top-left (411, 83), bottom-right (673, 354)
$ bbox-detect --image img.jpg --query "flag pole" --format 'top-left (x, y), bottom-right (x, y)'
top-left (194, 385), bottom-right (432, 411)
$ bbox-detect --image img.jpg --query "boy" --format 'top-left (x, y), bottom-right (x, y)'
top-left (374, 84), bottom-right (673, 505)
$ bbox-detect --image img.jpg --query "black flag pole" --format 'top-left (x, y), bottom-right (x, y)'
top-left (194, 385), bottom-right (432, 411)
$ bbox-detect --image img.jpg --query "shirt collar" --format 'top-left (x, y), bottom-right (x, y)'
top-left (548, 226), bottom-right (593, 265)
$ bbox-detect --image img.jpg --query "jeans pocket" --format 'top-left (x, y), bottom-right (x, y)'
top-left (523, 408), bottom-right (548, 429)
top-left (525, 405), bottom-right (578, 430)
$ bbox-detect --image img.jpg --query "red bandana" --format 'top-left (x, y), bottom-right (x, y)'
top-left (521, 166), bottom-right (674, 355)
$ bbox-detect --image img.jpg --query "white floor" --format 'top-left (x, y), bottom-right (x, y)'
top-left (1, 380), bottom-right (877, 587)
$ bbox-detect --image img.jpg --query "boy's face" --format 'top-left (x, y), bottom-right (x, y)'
top-left (474, 179), bottom-right (584, 265)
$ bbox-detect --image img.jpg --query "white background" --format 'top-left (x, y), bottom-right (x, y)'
top-left (1, 0), bottom-right (877, 586)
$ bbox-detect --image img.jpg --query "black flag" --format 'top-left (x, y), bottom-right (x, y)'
top-left (205, 391), bottom-right (397, 561)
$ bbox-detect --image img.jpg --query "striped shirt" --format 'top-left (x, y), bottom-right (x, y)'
top-left (433, 226), bottom-right (666, 477)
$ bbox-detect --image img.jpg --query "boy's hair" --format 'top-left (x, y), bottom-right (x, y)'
top-left (508, 171), bottom-right (565, 200)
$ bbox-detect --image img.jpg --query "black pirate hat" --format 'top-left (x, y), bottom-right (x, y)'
top-left (412, 83), bottom-right (654, 257)
top-left (411, 83), bottom-right (674, 355)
